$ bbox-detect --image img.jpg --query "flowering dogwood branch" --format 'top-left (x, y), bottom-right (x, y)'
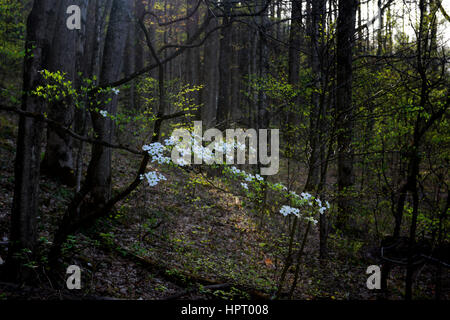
top-left (138, 133), bottom-right (331, 227)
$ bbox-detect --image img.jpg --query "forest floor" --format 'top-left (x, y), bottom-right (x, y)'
top-left (0, 111), bottom-right (448, 300)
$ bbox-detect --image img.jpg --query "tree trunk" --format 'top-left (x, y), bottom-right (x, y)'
top-left (42, 0), bottom-right (88, 187)
top-left (201, 14), bottom-right (219, 127)
top-left (5, 0), bottom-right (59, 283)
top-left (335, 0), bottom-right (357, 231)
top-left (256, 0), bottom-right (270, 131)
top-left (184, 0), bottom-right (201, 120)
top-left (88, 0), bottom-right (131, 205)
top-left (285, 0), bottom-right (302, 185)
top-left (216, 0), bottom-right (232, 129)
top-left (304, 0), bottom-right (325, 192)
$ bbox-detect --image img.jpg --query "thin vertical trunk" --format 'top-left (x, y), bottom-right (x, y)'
top-left (357, 1), bottom-right (362, 51)
top-left (377, 0), bottom-right (385, 55)
top-left (88, 0), bottom-right (131, 204)
top-left (304, 0), bottom-right (325, 192)
top-left (124, 6), bottom-right (136, 111)
top-left (288, 0), bottom-right (301, 95)
top-left (231, 25), bottom-right (241, 124)
top-left (216, 0), bottom-right (232, 129)
top-left (185, 0), bottom-right (201, 120)
top-left (256, 0), bottom-right (270, 131)
top-left (74, 0), bottom-right (95, 192)
top-left (336, 0), bottom-right (357, 230)
top-left (202, 14), bottom-right (219, 127)
top-left (286, 0), bottom-right (302, 164)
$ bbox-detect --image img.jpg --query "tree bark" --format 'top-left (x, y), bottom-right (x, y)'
top-left (304, 0), bottom-right (325, 191)
top-left (184, 0), bottom-right (201, 120)
top-left (88, 0), bottom-right (131, 204)
top-left (256, 0), bottom-right (270, 131)
top-left (201, 14), bottom-right (219, 127)
top-left (336, 0), bottom-right (357, 231)
top-left (216, 0), bottom-right (232, 129)
top-left (42, 0), bottom-right (88, 187)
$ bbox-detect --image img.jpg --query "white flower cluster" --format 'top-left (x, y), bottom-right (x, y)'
top-left (143, 142), bottom-right (165, 156)
top-left (138, 134), bottom-right (332, 222)
top-left (179, 133), bottom-right (220, 164)
top-left (288, 191), bottom-right (330, 215)
top-left (140, 171), bottom-right (167, 187)
top-left (224, 165), bottom-right (330, 220)
top-left (228, 166), bottom-right (264, 183)
top-left (244, 175), bottom-right (253, 182)
top-left (192, 143), bottom-right (215, 163)
top-left (139, 141), bottom-right (174, 187)
top-left (280, 205), bottom-right (300, 217)
top-left (279, 205), bottom-right (318, 225)
top-left (143, 143), bottom-right (171, 164)
top-left (99, 110), bottom-right (108, 118)
top-left (164, 137), bottom-right (176, 146)
top-left (301, 192), bottom-right (312, 200)
top-left (189, 132), bottom-right (254, 164)
top-left (229, 166), bottom-right (242, 175)
top-left (277, 190), bottom-right (332, 225)
top-left (175, 157), bottom-right (189, 166)
top-left (112, 88), bottom-right (120, 95)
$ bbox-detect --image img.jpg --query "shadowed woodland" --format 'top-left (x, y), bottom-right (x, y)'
top-left (0, 0), bottom-right (449, 300)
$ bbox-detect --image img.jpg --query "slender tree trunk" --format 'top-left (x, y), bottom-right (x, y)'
top-left (304, 0), bottom-right (325, 192)
top-left (216, 0), bottom-right (232, 129)
top-left (5, 0), bottom-right (59, 282)
top-left (88, 0), bottom-right (131, 205)
top-left (184, 0), bottom-right (201, 120)
top-left (231, 25), bottom-right (241, 124)
top-left (335, 0), bottom-right (357, 231)
top-left (74, 0), bottom-right (94, 192)
top-left (286, 0), bottom-right (302, 163)
top-left (202, 14), bottom-right (219, 127)
top-left (377, 0), bottom-right (385, 56)
top-left (256, 0), bottom-right (270, 131)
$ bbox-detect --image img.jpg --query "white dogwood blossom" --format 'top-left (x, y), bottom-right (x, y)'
top-left (229, 166), bottom-right (241, 175)
top-left (280, 205), bottom-right (300, 217)
top-left (138, 134), bottom-right (331, 223)
top-left (192, 143), bottom-right (214, 163)
top-left (301, 192), bottom-right (312, 200)
top-left (315, 198), bottom-right (322, 207)
top-left (140, 171), bottom-right (167, 187)
top-left (244, 174), bottom-right (254, 182)
top-left (176, 158), bottom-right (189, 166)
top-left (164, 136), bottom-right (176, 146)
top-left (152, 155), bottom-right (171, 165)
top-left (99, 110), bottom-right (108, 117)
top-left (143, 142), bottom-right (165, 156)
